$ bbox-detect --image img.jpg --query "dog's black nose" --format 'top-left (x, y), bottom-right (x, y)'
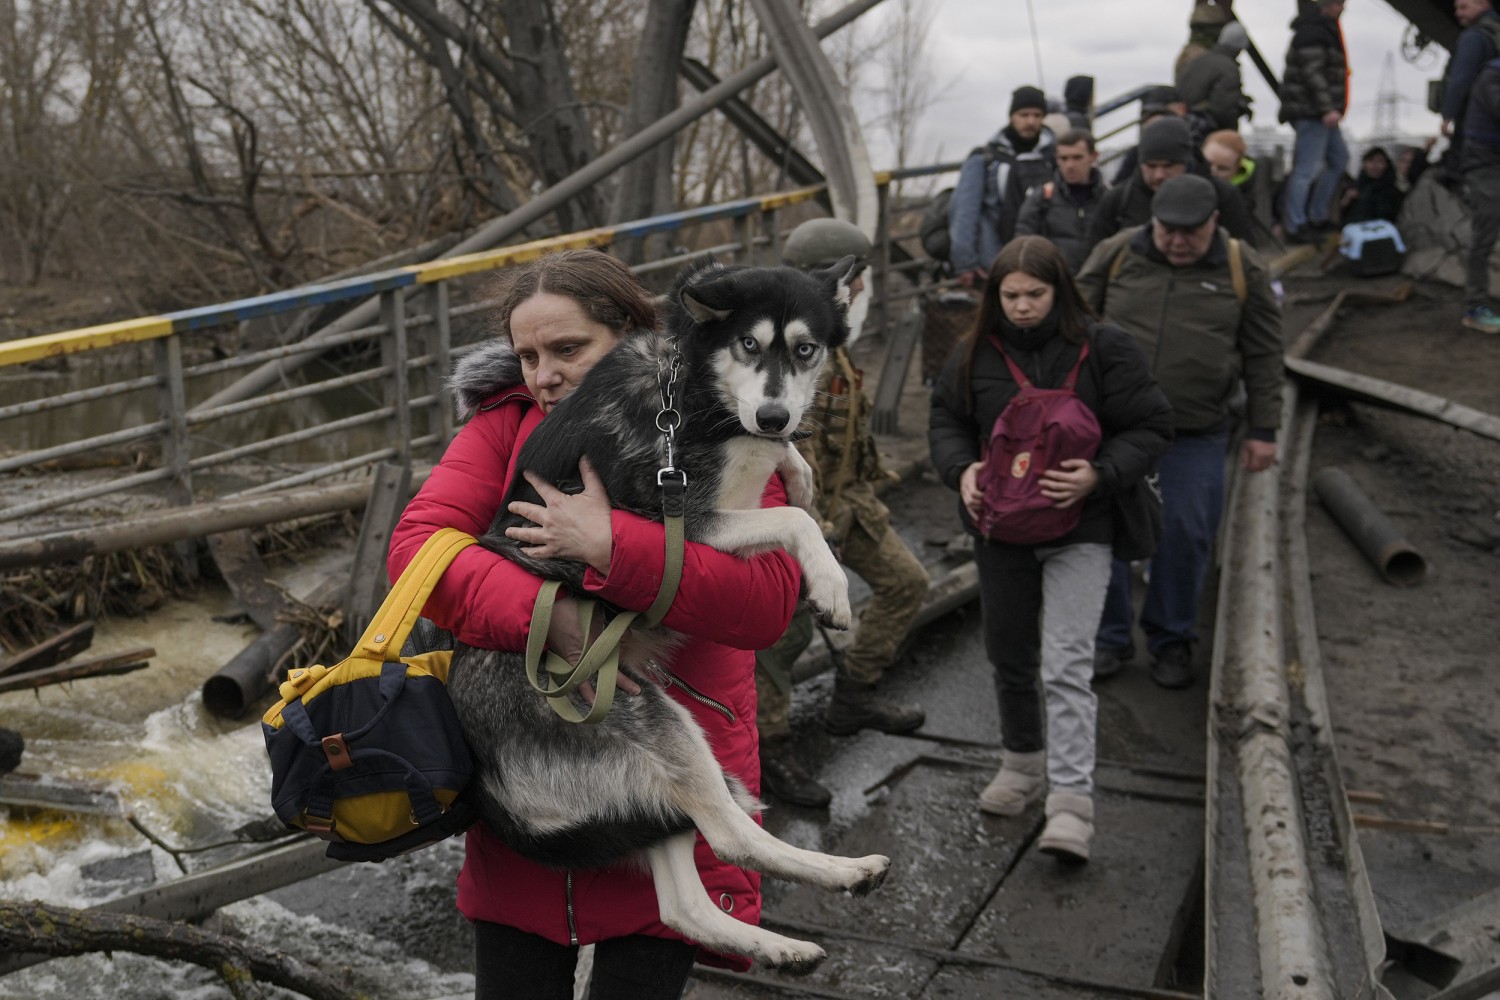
top-left (755, 404), bottom-right (790, 435)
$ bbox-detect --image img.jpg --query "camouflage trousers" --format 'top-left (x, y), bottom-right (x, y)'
top-left (755, 509), bottom-right (929, 735)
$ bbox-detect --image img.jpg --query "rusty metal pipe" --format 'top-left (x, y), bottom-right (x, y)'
top-left (1311, 467), bottom-right (1427, 587)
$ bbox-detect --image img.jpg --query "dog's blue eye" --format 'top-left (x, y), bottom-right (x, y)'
top-left (740, 337), bottom-right (759, 353)
top-left (795, 343), bottom-right (817, 360)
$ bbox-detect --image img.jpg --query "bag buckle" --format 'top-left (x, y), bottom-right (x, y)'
top-left (303, 813), bottom-right (344, 842)
top-left (321, 733), bottom-right (353, 771)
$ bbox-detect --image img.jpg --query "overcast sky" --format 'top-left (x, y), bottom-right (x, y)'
top-left (858, 0), bottom-right (1449, 167)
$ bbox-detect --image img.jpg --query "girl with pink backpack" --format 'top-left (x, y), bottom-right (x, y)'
top-left (927, 236), bottom-right (1173, 863)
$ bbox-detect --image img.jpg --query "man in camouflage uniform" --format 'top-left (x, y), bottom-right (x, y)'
top-left (756, 218), bottom-right (930, 808)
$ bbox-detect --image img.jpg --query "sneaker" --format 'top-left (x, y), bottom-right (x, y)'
top-left (1462, 306), bottom-right (1500, 335)
top-left (1150, 642), bottom-right (1194, 690)
top-left (1092, 643), bottom-right (1134, 682)
top-left (759, 735), bottom-right (832, 808)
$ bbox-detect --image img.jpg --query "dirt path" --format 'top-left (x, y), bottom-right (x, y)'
top-left (1286, 272), bottom-right (1500, 953)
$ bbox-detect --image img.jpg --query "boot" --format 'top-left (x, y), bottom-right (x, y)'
top-left (978, 750), bottom-right (1046, 816)
top-left (759, 734), bottom-right (831, 808)
top-left (1037, 790), bottom-right (1094, 864)
top-left (823, 677), bottom-right (925, 736)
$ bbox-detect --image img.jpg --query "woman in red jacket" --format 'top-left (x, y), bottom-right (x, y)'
top-left (387, 249), bottom-right (802, 999)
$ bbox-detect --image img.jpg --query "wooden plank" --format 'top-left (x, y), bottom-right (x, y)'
top-left (0, 621), bottom-right (94, 678)
top-left (0, 648), bottom-right (154, 694)
top-left (1285, 356), bottom-right (1500, 443)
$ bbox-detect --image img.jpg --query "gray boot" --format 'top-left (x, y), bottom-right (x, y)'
top-left (1038, 790), bottom-right (1094, 864)
top-left (824, 677), bottom-right (925, 736)
top-left (978, 750), bottom-right (1046, 816)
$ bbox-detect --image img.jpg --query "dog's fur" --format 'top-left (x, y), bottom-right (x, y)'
top-left (445, 260), bottom-right (888, 972)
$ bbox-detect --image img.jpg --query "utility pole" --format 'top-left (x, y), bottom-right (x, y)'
top-left (1372, 51), bottom-right (1401, 148)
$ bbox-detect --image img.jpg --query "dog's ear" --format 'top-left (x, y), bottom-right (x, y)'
top-left (813, 255), bottom-right (859, 315)
top-left (680, 288), bottom-right (733, 325)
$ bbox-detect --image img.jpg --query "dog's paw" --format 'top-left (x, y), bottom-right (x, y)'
top-left (809, 592), bottom-right (853, 631)
top-left (760, 938), bottom-right (827, 975)
top-left (844, 854), bottom-right (891, 897)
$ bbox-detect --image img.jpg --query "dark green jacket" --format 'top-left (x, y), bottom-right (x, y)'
top-left (1075, 226), bottom-right (1283, 435)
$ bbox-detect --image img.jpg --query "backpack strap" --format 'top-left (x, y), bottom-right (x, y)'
top-left (988, 335), bottom-right (1091, 391)
top-left (1227, 237), bottom-right (1247, 306)
top-left (1108, 243), bottom-right (1130, 282)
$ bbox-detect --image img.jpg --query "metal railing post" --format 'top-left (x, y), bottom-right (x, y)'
top-left (764, 207), bottom-right (782, 264)
top-left (379, 290), bottom-right (413, 469)
top-left (153, 336), bottom-right (193, 505)
top-left (426, 282), bottom-right (454, 451)
top-left (735, 215), bottom-right (755, 265)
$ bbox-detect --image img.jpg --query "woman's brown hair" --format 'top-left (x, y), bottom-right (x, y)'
top-left (954, 236), bottom-right (1097, 411)
top-left (488, 248), bottom-right (658, 341)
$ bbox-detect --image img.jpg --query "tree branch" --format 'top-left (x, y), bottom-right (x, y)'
top-left (0, 900), bottom-right (365, 1000)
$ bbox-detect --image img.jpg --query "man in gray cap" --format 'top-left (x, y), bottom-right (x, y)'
top-left (1075, 175), bottom-right (1283, 689)
top-left (1086, 117), bottom-right (1253, 256)
top-left (1176, 20), bottom-right (1253, 131)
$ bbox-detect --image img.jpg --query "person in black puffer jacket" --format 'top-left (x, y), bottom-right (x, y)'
top-left (928, 236), bottom-right (1173, 864)
top-left (1278, 0), bottom-right (1350, 241)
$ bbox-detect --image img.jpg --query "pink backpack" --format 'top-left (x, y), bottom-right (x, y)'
top-left (976, 338), bottom-right (1102, 545)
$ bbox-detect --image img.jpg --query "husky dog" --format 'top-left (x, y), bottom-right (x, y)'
top-left (445, 259), bottom-right (888, 972)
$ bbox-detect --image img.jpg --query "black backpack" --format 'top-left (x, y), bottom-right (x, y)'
top-left (920, 143), bottom-right (1001, 265)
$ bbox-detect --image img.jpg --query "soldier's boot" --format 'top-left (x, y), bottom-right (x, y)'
top-left (824, 677), bottom-right (925, 736)
top-left (759, 734), bottom-right (832, 808)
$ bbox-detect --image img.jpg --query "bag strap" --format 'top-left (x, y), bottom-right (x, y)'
top-left (357, 527), bottom-right (477, 661)
top-left (988, 335), bottom-right (1091, 392)
top-left (1227, 237), bottom-right (1247, 306)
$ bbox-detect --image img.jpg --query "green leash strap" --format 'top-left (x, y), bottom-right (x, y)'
top-left (523, 504), bottom-right (686, 725)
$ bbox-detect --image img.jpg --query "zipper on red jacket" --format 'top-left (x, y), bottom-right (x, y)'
top-left (566, 869), bottom-right (578, 945)
top-left (665, 671), bottom-right (735, 723)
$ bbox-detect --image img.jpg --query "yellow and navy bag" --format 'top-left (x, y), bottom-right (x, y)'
top-left (262, 528), bottom-right (479, 862)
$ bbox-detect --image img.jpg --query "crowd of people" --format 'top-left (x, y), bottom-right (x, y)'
top-left (946, 0), bottom-right (1500, 333)
top-left (377, 3), bottom-right (1500, 994)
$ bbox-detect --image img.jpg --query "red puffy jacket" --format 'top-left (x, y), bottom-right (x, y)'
top-left (387, 382), bottom-right (802, 970)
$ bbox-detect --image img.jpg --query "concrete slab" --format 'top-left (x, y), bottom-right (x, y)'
top-left (767, 759), bottom-right (1036, 951)
top-left (959, 788), bottom-right (1203, 990)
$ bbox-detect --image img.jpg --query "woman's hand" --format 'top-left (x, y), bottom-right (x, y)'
top-left (541, 593), bottom-right (645, 697)
top-left (505, 457), bottom-right (614, 575)
top-left (959, 461), bottom-right (985, 519)
top-left (1039, 458), bottom-right (1099, 509)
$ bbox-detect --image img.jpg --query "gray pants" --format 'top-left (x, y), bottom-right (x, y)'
top-left (1463, 166), bottom-right (1500, 310)
top-left (974, 539), bottom-right (1113, 795)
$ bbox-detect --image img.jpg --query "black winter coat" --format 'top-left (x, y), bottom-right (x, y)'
top-left (927, 319), bottom-right (1174, 545)
top-left (1278, 10), bottom-right (1348, 123)
top-left (1176, 44), bottom-right (1249, 131)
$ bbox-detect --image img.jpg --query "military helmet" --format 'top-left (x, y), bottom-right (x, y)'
top-left (782, 218), bottom-right (872, 271)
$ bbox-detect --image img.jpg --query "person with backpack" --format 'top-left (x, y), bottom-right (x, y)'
top-left (1453, 1), bottom-right (1500, 334)
top-left (944, 85), bottom-right (1057, 285)
top-left (1076, 175), bottom-right (1284, 690)
top-left (1014, 129), bottom-right (1109, 273)
top-left (928, 236), bottom-right (1173, 863)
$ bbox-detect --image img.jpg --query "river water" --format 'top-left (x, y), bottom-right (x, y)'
top-left (0, 575), bottom-right (478, 999)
